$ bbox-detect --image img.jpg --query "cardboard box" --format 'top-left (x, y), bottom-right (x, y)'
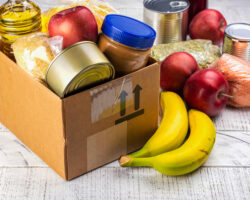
top-left (0, 52), bottom-right (160, 180)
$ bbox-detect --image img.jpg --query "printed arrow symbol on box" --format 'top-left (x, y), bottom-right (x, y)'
top-left (119, 90), bottom-right (128, 116)
top-left (133, 84), bottom-right (142, 110)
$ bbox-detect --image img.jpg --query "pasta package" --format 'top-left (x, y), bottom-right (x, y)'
top-left (152, 39), bottom-right (221, 69)
top-left (42, 0), bottom-right (119, 33)
top-left (12, 33), bottom-right (63, 82)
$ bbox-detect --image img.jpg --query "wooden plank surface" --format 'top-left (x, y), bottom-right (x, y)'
top-left (0, 0), bottom-right (250, 199)
top-left (1, 129), bottom-right (250, 168)
top-left (0, 167), bottom-right (249, 200)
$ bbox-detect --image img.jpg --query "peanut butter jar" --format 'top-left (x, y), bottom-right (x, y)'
top-left (98, 14), bottom-right (156, 76)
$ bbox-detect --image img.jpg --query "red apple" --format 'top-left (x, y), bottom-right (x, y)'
top-left (160, 52), bottom-right (199, 92)
top-left (183, 69), bottom-right (229, 116)
top-left (48, 6), bottom-right (98, 49)
top-left (189, 9), bottom-right (227, 45)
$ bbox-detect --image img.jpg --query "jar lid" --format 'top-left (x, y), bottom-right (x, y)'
top-left (101, 14), bottom-right (156, 49)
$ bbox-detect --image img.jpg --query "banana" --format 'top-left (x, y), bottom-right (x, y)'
top-left (130, 91), bottom-right (188, 158)
top-left (120, 109), bottom-right (216, 176)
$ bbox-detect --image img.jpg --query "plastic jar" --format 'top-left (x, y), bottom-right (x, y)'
top-left (98, 14), bottom-right (156, 76)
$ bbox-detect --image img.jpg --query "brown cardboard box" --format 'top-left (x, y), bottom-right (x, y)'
top-left (0, 52), bottom-right (159, 180)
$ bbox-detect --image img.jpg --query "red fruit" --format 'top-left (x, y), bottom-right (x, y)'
top-left (160, 52), bottom-right (199, 92)
top-left (189, 9), bottom-right (227, 45)
top-left (183, 69), bottom-right (229, 116)
top-left (48, 6), bottom-right (98, 49)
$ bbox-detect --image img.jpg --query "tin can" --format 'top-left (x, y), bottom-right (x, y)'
top-left (46, 41), bottom-right (115, 98)
top-left (223, 23), bottom-right (250, 62)
top-left (143, 0), bottom-right (190, 44)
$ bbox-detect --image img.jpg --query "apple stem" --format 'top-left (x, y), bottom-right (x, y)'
top-left (221, 93), bottom-right (234, 99)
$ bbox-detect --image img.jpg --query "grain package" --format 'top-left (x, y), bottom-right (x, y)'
top-left (152, 39), bottom-right (221, 69)
top-left (12, 32), bottom-right (62, 82)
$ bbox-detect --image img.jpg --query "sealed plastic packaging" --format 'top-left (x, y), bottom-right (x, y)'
top-left (152, 39), bottom-right (221, 69)
top-left (42, 0), bottom-right (119, 33)
top-left (210, 53), bottom-right (250, 108)
top-left (12, 32), bottom-right (63, 82)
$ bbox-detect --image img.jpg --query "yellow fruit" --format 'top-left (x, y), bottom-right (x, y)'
top-left (120, 109), bottom-right (216, 176)
top-left (130, 91), bottom-right (188, 158)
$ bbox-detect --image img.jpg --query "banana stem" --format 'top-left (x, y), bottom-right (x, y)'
top-left (119, 156), bottom-right (153, 167)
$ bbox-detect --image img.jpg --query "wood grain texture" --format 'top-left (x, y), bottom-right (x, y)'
top-left (214, 108), bottom-right (250, 131)
top-left (0, 167), bottom-right (249, 200)
top-left (0, 0), bottom-right (250, 199)
top-left (0, 131), bottom-right (46, 167)
top-left (0, 128), bottom-right (249, 168)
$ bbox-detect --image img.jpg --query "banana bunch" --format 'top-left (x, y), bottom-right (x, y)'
top-left (119, 92), bottom-right (216, 176)
top-left (131, 92), bottom-right (188, 158)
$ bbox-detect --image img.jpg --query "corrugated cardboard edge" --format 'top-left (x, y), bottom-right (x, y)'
top-left (0, 53), bottom-right (67, 180)
top-left (62, 90), bottom-right (90, 180)
top-left (61, 100), bottom-right (69, 180)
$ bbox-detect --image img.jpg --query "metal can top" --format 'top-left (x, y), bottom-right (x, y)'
top-left (225, 23), bottom-right (250, 41)
top-left (46, 41), bottom-right (115, 98)
top-left (143, 0), bottom-right (190, 14)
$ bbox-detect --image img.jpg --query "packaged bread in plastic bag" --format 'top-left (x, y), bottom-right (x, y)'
top-left (210, 54), bottom-right (250, 108)
top-left (12, 32), bottom-right (63, 82)
top-left (42, 0), bottom-right (119, 33)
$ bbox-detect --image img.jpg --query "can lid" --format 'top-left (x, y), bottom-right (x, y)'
top-left (225, 23), bottom-right (250, 40)
top-left (45, 41), bottom-right (115, 98)
top-left (144, 0), bottom-right (190, 13)
top-left (101, 14), bottom-right (156, 49)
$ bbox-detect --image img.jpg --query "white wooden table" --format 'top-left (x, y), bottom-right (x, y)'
top-left (0, 0), bottom-right (250, 199)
